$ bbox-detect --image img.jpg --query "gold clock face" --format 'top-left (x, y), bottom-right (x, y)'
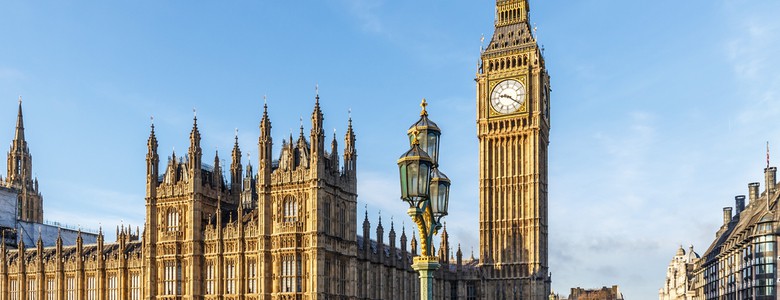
top-left (490, 79), bottom-right (526, 114)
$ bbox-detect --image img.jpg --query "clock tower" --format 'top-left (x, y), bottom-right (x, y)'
top-left (477, 0), bottom-right (551, 298)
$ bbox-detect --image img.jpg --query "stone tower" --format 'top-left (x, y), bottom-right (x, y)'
top-left (5, 98), bottom-right (44, 223)
top-left (144, 113), bottom-right (230, 298)
top-left (255, 95), bottom-right (358, 298)
top-left (476, 0), bottom-right (551, 298)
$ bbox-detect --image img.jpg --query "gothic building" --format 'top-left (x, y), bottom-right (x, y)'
top-left (0, 96), bottom-right (482, 300)
top-left (0, 99), bottom-right (97, 250)
top-left (0, 0), bottom-right (552, 299)
top-left (476, 0), bottom-right (551, 298)
top-left (3, 99), bottom-right (43, 224)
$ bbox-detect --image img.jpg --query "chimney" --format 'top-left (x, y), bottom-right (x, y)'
top-left (735, 195), bottom-right (746, 215)
top-left (749, 182), bottom-right (760, 203)
top-left (765, 167), bottom-right (777, 195)
top-left (723, 207), bottom-right (733, 225)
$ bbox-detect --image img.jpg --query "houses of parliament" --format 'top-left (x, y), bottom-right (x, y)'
top-left (0, 0), bottom-right (552, 299)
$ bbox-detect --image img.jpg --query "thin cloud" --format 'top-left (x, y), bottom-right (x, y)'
top-left (0, 67), bottom-right (25, 80)
top-left (341, 0), bottom-right (384, 34)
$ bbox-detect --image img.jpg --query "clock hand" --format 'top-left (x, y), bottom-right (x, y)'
top-left (500, 94), bottom-right (523, 104)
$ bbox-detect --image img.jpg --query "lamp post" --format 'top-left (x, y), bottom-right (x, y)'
top-left (398, 99), bottom-right (451, 300)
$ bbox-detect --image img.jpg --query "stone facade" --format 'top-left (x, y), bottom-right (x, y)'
top-left (0, 0), bottom-right (553, 299)
top-left (658, 246), bottom-right (699, 300)
top-left (3, 100), bottom-right (43, 224)
top-left (0, 101), bottom-right (98, 250)
top-left (476, 0), bottom-right (552, 298)
top-left (0, 97), bottom-right (483, 300)
top-left (568, 286), bottom-right (624, 300)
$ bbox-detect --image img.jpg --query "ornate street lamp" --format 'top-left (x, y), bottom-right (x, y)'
top-left (398, 99), bottom-right (451, 300)
top-left (407, 100), bottom-right (441, 164)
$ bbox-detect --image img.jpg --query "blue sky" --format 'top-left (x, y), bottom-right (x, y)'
top-left (2, 1), bottom-right (780, 298)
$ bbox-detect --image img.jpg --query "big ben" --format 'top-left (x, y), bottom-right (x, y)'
top-left (477, 0), bottom-right (551, 299)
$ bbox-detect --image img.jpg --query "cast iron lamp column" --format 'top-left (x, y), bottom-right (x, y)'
top-left (398, 99), bottom-right (451, 300)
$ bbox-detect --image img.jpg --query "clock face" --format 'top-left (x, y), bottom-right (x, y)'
top-left (542, 86), bottom-right (549, 120)
top-left (490, 79), bottom-right (526, 114)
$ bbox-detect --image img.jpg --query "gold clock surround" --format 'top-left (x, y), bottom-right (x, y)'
top-left (488, 75), bottom-right (528, 117)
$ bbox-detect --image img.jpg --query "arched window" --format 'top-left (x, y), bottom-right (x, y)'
top-left (338, 204), bottom-right (346, 238)
top-left (167, 209), bottom-right (180, 232)
top-left (323, 199), bottom-right (331, 234)
top-left (280, 254), bottom-right (302, 293)
top-left (225, 260), bottom-right (236, 294)
top-left (205, 261), bottom-right (215, 295)
top-left (283, 197), bottom-right (298, 223)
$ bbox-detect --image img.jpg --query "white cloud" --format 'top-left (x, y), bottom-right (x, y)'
top-left (726, 5), bottom-right (780, 127)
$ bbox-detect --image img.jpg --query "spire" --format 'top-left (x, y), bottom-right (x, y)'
top-left (299, 117), bottom-right (306, 142)
top-left (345, 110), bottom-right (355, 152)
top-left (400, 223), bottom-right (407, 248)
top-left (258, 97), bottom-right (273, 178)
top-left (241, 152), bottom-right (256, 209)
top-left (231, 128), bottom-right (242, 192)
top-left (439, 222), bottom-right (450, 263)
top-left (310, 86), bottom-right (325, 161)
top-left (343, 110), bottom-right (357, 176)
top-left (389, 217), bottom-right (396, 245)
top-left (484, 0), bottom-right (536, 58)
top-left (189, 108), bottom-right (202, 173)
top-left (362, 205), bottom-right (371, 255)
top-left (410, 230), bottom-right (418, 256)
top-left (245, 152), bottom-right (253, 176)
top-left (260, 96), bottom-right (271, 138)
top-left (7, 97), bottom-right (40, 222)
top-left (331, 128), bottom-right (339, 167)
top-left (214, 148), bottom-right (220, 165)
top-left (376, 212), bottom-right (385, 262)
top-left (389, 217), bottom-right (397, 266)
top-left (456, 243), bottom-right (463, 269)
top-left (147, 116), bottom-right (159, 186)
top-left (15, 96), bottom-right (24, 141)
top-left (148, 116), bottom-right (158, 150)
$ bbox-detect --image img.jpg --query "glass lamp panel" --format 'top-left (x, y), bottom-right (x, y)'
top-left (426, 132), bottom-right (440, 163)
top-left (419, 163), bottom-right (431, 198)
top-left (440, 181), bottom-right (450, 215)
top-left (418, 132), bottom-right (428, 155)
top-left (408, 162), bottom-right (419, 198)
top-left (399, 164), bottom-right (409, 200)
top-left (429, 180), bottom-right (440, 214)
top-left (430, 181), bottom-right (450, 217)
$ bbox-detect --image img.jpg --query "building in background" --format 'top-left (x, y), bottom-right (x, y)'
top-left (658, 245), bottom-right (699, 300)
top-left (669, 167), bottom-right (780, 299)
top-left (550, 285), bottom-right (624, 300)
top-left (0, 101), bottom-right (98, 250)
